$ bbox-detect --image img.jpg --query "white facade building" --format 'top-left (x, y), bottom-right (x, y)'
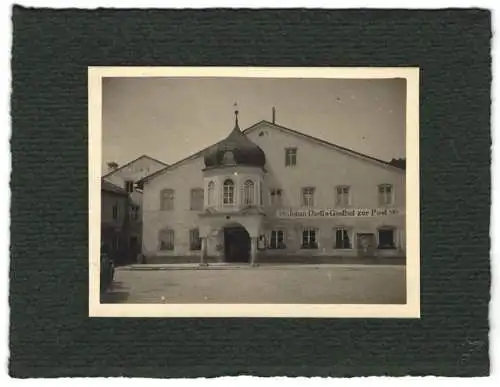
top-left (139, 112), bottom-right (406, 264)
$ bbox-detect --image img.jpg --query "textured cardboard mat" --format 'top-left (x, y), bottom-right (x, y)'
top-left (10, 7), bottom-right (491, 378)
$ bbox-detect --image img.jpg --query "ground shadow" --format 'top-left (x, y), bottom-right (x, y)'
top-left (100, 281), bottom-right (130, 304)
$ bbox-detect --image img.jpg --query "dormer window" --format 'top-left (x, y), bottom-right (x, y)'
top-left (222, 151), bottom-right (235, 165)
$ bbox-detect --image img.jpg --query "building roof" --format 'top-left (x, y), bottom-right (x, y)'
top-left (101, 179), bottom-right (129, 196)
top-left (102, 154), bottom-right (169, 179)
top-left (248, 120), bottom-right (405, 170)
top-left (138, 120), bottom-right (405, 185)
top-left (204, 111), bottom-right (266, 169)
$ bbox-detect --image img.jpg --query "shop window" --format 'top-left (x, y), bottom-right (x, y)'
top-left (159, 229), bottom-right (175, 251)
top-left (269, 230), bottom-right (286, 249)
top-left (334, 228), bottom-right (352, 249)
top-left (378, 228), bottom-right (396, 249)
top-left (301, 228), bottom-right (318, 249)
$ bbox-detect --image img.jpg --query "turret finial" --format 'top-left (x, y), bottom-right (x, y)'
top-left (234, 102), bottom-right (239, 129)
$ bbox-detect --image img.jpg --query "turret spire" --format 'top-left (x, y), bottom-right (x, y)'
top-left (233, 102), bottom-right (240, 130)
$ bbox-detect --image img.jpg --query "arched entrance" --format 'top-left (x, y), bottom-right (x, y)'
top-left (223, 224), bottom-right (251, 263)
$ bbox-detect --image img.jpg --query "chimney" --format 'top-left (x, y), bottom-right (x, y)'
top-left (272, 106), bottom-right (276, 124)
top-left (107, 161), bottom-right (119, 172)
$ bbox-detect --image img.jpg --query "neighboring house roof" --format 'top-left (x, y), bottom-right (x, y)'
top-left (102, 154), bottom-right (169, 179)
top-left (138, 120), bottom-right (405, 185)
top-left (101, 179), bottom-right (129, 196)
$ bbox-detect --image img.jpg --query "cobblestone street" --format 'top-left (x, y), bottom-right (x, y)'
top-left (102, 264), bottom-right (406, 304)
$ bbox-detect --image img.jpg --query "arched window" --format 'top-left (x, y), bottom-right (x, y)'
top-left (207, 181), bottom-right (215, 206)
top-left (243, 180), bottom-right (255, 205)
top-left (223, 179), bottom-right (235, 205)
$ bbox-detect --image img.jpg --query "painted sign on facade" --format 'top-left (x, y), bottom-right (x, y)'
top-left (276, 208), bottom-right (402, 218)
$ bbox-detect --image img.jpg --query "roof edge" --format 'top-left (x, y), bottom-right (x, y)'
top-left (101, 179), bottom-right (129, 196)
top-left (102, 154), bottom-right (169, 178)
top-left (243, 120), bottom-right (405, 172)
top-left (139, 119), bottom-right (405, 185)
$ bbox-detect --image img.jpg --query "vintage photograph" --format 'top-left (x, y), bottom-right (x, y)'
top-left (89, 67), bottom-right (420, 318)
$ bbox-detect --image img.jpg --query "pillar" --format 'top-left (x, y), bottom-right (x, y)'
top-left (250, 237), bottom-right (258, 266)
top-left (200, 237), bottom-right (208, 266)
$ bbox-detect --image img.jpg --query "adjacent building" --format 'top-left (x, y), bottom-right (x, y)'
top-left (102, 155), bottom-right (168, 260)
top-left (101, 179), bottom-right (131, 264)
top-left (138, 111), bottom-right (406, 264)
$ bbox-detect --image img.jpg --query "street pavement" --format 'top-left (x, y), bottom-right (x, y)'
top-left (102, 264), bottom-right (406, 304)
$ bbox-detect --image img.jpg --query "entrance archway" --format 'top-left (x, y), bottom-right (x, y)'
top-left (223, 224), bottom-right (251, 263)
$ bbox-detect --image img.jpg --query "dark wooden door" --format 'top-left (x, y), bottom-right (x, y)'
top-left (224, 227), bottom-right (251, 263)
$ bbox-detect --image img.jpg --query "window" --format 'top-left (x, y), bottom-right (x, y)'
top-left (378, 184), bottom-right (393, 206)
top-left (223, 179), bottom-right (235, 205)
top-left (159, 229), bottom-right (174, 251)
top-left (269, 230), bottom-right (286, 249)
top-left (190, 188), bottom-right (204, 210)
top-left (242, 180), bottom-right (255, 205)
top-left (125, 180), bottom-right (135, 193)
top-left (207, 181), bottom-right (215, 206)
top-left (334, 228), bottom-right (352, 249)
top-left (130, 205), bottom-right (140, 221)
top-left (112, 202), bottom-right (119, 220)
top-left (378, 228), bottom-right (395, 249)
top-left (270, 189), bottom-right (283, 206)
top-left (189, 228), bottom-right (202, 251)
top-left (336, 186), bottom-right (350, 207)
top-left (129, 236), bottom-right (138, 249)
top-left (160, 189), bottom-right (174, 210)
top-left (285, 147), bottom-right (297, 166)
top-left (301, 228), bottom-right (318, 249)
top-left (112, 234), bottom-right (120, 250)
top-left (223, 151), bottom-right (235, 165)
top-left (302, 187), bottom-right (315, 208)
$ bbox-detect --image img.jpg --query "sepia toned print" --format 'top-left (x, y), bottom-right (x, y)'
top-left (89, 67), bottom-right (420, 318)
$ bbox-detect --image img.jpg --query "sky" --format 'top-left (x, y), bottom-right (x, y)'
top-left (101, 77), bottom-right (406, 170)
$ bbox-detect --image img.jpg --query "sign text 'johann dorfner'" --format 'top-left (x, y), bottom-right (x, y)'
top-left (276, 208), bottom-right (401, 218)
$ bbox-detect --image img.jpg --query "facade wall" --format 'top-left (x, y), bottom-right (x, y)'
top-left (244, 123), bottom-right (406, 258)
top-left (142, 123), bottom-right (406, 261)
top-left (142, 157), bottom-right (207, 257)
top-left (104, 156), bottom-right (166, 256)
